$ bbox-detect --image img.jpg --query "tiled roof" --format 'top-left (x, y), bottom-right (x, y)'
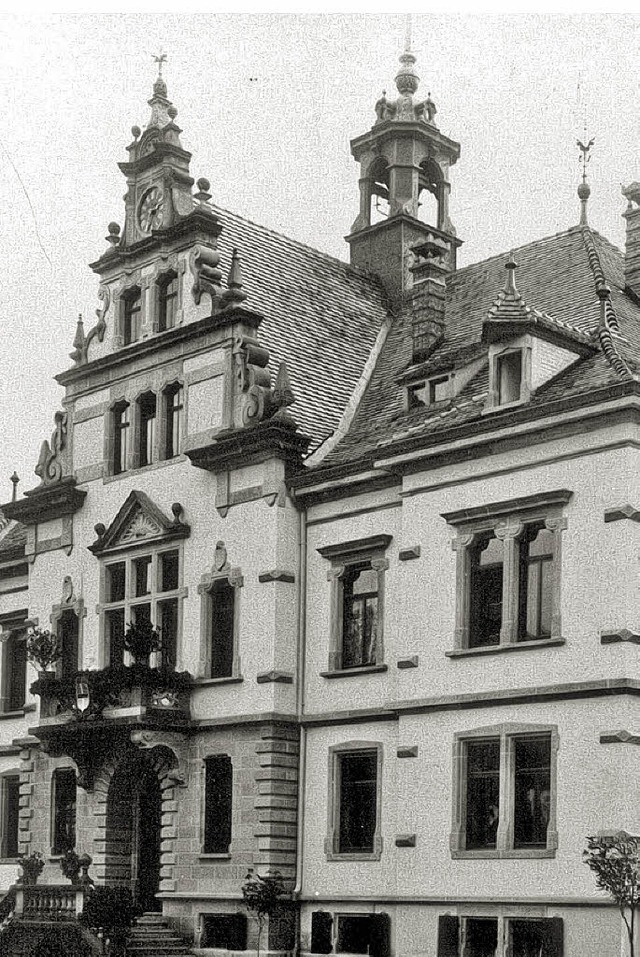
top-left (209, 204), bottom-right (390, 450)
top-left (317, 225), bottom-right (640, 469)
top-left (0, 520), bottom-right (27, 562)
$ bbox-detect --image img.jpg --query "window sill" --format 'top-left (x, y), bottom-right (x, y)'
top-left (103, 454), bottom-right (186, 484)
top-left (199, 853), bottom-right (231, 860)
top-left (320, 664), bottom-right (388, 679)
top-left (193, 676), bottom-right (243, 687)
top-left (446, 637), bottom-right (565, 658)
top-left (0, 858), bottom-right (19, 865)
top-left (0, 709), bottom-right (27, 720)
top-left (451, 848), bottom-right (556, 860)
top-left (325, 851), bottom-right (382, 862)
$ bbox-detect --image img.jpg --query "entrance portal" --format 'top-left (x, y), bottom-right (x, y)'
top-left (105, 750), bottom-right (162, 912)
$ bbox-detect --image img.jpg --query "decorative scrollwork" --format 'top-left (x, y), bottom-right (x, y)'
top-left (190, 244), bottom-right (222, 307)
top-left (70, 286), bottom-right (109, 366)
top-left (34, 412), bottom-right (68, 487)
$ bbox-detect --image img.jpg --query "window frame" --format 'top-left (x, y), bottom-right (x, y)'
top-left (50, 766), bottom-right (77, 857)
top-left (486, 341), bottom-right (532, 412)
top-left (325, 741), bottom-right (383, 862)
top-left (197, 544), bottom-right (243, 681)
top-left (201, 753), bottom-right (233, 857)
top-left (122, 286), bottom-right (143, 345)
top-left (161, 382), bottom-right (185, 461)
top-left (0, 611), bottom-right (28, 714)
top-left (437, 913), bottom-right (564, 956)
top-left (50, 579), bottom-right (85, 680)
top-left (98, 542), bottom-right (186, 671)
top-left (317, 535), bottom-right (391, 675)
top-left (134, 390), bottom-right (158, 470)
top-left (0, 770), bottom-right (21, 860)
top-left (110, 399), bottom-right (131, 476)
top-left (157, 271), bottom-right (179, 333)
top-left (450, 723), bottom-right (559, 860)
top-left (443, 490), bottom-right (571, 655)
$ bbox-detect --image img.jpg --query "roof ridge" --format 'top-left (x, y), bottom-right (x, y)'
top-left (453, 225), bottom-right (585, 279)
top-left (580, 225), bottom-right (637, 381)
top-left (208, 202), bottom-right (383, 285)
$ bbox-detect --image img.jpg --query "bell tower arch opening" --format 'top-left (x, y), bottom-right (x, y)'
top-left (417, 158), bottom-right (442, 228)
top-left (369, 157), bottom-right (390, 225)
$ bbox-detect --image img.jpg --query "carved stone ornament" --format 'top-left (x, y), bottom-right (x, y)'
top-left (34, 412), bottom-right (68, 487)
top-left (70, 286), bottom-right (109, 366)
top-left (61, 575), bottom-right (75, 605)
top-left (190, 244), bottom-right (223, 307)
top-left (214, 540), bottom-right (229, 572)
top-left (119, 511), bottom-right (164, 544)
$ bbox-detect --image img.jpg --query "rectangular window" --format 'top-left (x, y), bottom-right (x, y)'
top-left (52, 768), bottom-right (76, 855)
top-left (453, 730), bottom-right (556, 859)
top-left (336, 914), bottom-right (390, 957)
top-left (311, 912), bottom-right (333, 954)
top-left (513, 736), bottom-right (551, 848)
top-left (5, 629), bottom-right (27, 713)
top-left (113, 403), bottom-right (130, 475)
top-left (497, 350), bottom-right (522, 405)
top-left (443, 491), bottom-right (570, 653)
top-left (469, 534), bottom-right (503, 648)
top-left (158, 275), bottom-right (178, 332)
top-left (465, 739), bottom-right (500, 849)
top-left (138, 393), bottom-right (157, 468)
top-left (338, 751), bottom-right (377, 854)
top-left (1, 774), bottom-right (20, 859)
top-left (164, 385), bottom-right (184, 459)
top-left (341, 563), bottom-right (379, 668)
top-left (123, 290), bottom-right (142, 345)
top-left (159, 599), bottom-right (178, 671)
top-left (57, 610), bottom-right (79, 678)
top-left (160, 550), bottom-right (179, 592)
top-left (106, 608), bottom-right (125, 667)
top-left (437, 916), bottom-right (563, 957)
top-left (429, 376), bottom-right (449, 403)
top-left (203, 755), bottom-right (232, 854)
top-left (209, 580), bottom-right (235, 679)
top-left (201, 914), bottom-right (247, 950)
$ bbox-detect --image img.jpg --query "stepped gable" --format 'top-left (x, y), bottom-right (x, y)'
top-left (315, 225), bottom-right (640, 470)
top-left (208, 203), bottom-right (390, 450)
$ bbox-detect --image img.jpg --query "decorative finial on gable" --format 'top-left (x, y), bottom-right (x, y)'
top-left (220, 248), bottom-right (248, 308)
top-left (504, 253), bottom-right (519, 296)
top-left (70, 314), bottom-right (85, 362)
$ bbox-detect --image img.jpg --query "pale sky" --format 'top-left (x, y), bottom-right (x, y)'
top-left (0, 13), bottom-right (638, 494)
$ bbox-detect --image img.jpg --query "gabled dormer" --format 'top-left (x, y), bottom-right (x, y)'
top-left (482, 256), bottom-right (595, 412)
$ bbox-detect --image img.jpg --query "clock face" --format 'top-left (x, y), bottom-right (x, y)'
top-left (138, 187), bottom-right (165, 233)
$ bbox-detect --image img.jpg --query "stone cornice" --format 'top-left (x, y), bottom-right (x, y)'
top-left (186, 420), bottom-right (310, 475)
top-left (2, 478), bottom-right (86, 526)
top-left (56, 307), bottom-right (262, 388)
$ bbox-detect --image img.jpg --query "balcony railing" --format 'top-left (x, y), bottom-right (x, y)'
top-left (16, 884), bottom-right (85, 920)
top-left (31, 665), bottom-right (192, 723)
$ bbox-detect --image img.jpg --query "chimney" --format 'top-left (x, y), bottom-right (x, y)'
top-left (622, 182), bottom-right (640, 297)
top-left (409, 234), bottom-right (449, 362)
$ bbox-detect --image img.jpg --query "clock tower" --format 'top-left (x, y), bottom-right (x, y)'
top-left (119, 65), bottom-right (195, 246)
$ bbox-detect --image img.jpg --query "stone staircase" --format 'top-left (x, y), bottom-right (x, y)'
top-left (127, 913), bottom-right (194, 957)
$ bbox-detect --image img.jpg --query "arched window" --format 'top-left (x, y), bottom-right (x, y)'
top-left (123, 287), bottom-right (142, 345)
top-left (158, 273), bottom-right (178, 332)
top-left (163, 383), bottom-right (184, 459)
top-left (137, 392), bottom-right (157, 467)
top-left (112, 401), bottom-right (130, 475)
top-left (369, 159), bottom-right (390, 225)
top-left (418, 159), bottom-right (442, 228)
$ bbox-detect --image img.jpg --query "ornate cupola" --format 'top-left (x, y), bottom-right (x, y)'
top-left (347, 45), bottom-right (462, 307)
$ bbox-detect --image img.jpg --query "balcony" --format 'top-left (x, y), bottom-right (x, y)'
top-left (29, 666), bottom-right (192, 789)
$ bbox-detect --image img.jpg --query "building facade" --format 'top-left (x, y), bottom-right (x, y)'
top-left (0, 45), bottom-right (638, 957)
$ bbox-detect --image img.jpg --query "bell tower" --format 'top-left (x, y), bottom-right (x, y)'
top-left (347, 45), bottom-right (461, 306)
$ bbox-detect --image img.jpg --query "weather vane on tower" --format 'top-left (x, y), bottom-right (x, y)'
top-left (153, 50), bottom-right (167, 77)
top-left (576, 115), bottom-right (595, 227)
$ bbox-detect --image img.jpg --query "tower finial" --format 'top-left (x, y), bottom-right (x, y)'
top-left (577, 124), bottom-right (595, 227)
top-left (152, 50), bottom-right (168, 99)
top-left (154, 50), bottom-right (167, 77)
top-left (404, 13), bottom-right (412, 53)
top-left (504, 253), bottom-right (519, 295)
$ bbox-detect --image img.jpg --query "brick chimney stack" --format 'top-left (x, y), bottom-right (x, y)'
top-left (622, 183), bottom-right (640, 297)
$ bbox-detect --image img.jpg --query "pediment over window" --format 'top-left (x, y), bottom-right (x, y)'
top-left (88, 490), bottom-right (189, 556)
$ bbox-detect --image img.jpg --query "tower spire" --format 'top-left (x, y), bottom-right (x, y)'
top-left (577, 122), bottom-right (595, 227)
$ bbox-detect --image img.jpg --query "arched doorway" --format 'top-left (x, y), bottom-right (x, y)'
top-left (105, 750), bottom-right (162, 912)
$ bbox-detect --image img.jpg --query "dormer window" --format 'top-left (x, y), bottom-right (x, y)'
top-left (158, 273), bottom-right (178, 332)
top-left (138, 392), bottom-right (157, 467)
top-left (407, 375), bottom-right (450, 409)
top-left (497, 350), bottom-right (523, 405)
top-left (123, 288), bottom-right (142, 345)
